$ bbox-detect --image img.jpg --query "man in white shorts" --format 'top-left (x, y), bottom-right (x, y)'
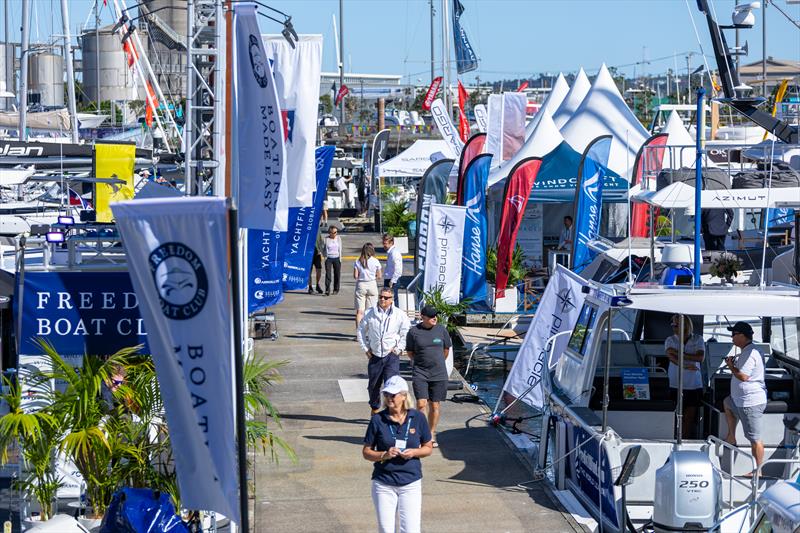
top-left (723, 321), bottom-right (768, 470)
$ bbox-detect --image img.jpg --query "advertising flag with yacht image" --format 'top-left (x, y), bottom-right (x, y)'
top-left (495, 157), bottom-right (542, 298)
top-left (460, 153), bottom-right (492, 309)
top-left (111, 197), bottom-right (239, 524)
top-left (424, 203), bottom-right (467, 304)
top-left (498, 264), bottom-right (587, 410)
top-left (572, 135), bottom-right (612, 272)
top-left (232, 4), bottom-right (285, 230)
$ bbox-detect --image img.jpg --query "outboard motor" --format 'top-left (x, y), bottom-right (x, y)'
top-left (653, 450), bottom-right (721, 532)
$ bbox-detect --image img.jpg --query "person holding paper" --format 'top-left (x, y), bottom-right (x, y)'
top-left (664, 314), bottom-right (705, 439)
top-left (362, 376), bottom-right (433, 533)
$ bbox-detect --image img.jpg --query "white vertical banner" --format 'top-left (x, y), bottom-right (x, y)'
top-left (423, 203), bottom-right (466, 304)
top-left (516, 202), bottom-right (544, 268)
top-left (473, 104), bottom-right (488, 133)
top-left (485, 94), bottom-right (503, 165)
top-left (263, 34), bottom-right (323, 208)
top-left (111, 197), bottom-right (239, 523)
top-left (500, 265), bottom-right (587, 409)
top-left (501, 92), bottom-right (527, 161)
top-left (430, 98), bottom-right (463, 159)
top-left (232, 4), bottom-right (285, 231)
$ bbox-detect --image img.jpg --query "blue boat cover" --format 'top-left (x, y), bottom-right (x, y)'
top-left (100, 488), bottom-right (189, 533)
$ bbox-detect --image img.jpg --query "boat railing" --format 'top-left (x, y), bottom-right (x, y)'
top-left (706, 435), bottom-right (757, 519)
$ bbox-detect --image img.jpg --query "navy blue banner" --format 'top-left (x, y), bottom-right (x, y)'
top-left (461, 154), bottom-right (492, 310)
top-left (572, 136), bottom-right (612, 272)
top-left (248, 228), bottom-right (285, 313)
top-left (452, 0), bottom-right (478, 74)
top-left (15, 271), bottom-right (149, 356)
top-left (282, 146), bottom-right (335, 290)
top-left (415, 159), bottom-right (453, 274)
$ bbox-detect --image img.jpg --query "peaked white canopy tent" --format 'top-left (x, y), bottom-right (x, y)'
top-left (658, 110), bottom-right (711, 169)
top-left (560, 64), bottom-right (649, 180)
top-left (552, 68), bottom-right (590, 129)
top-left (525, 73), bottom-right (569, 138)
top-left (376, 139), bottom-right (450, 178)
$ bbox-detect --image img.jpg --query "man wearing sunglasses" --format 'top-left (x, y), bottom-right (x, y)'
top-left (723, 321), bottom-right (767, 470)
top-left (358, 288), bottom-right (411, 413)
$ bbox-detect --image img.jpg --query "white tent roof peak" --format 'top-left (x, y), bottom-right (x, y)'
top-left (559, 64), bottom-right (649, 179)
top-left (376, 139), bottom-right (450, 178)
top-left (662, 110), bottom-right (695, 146)
top-left (525, 73), bottom-right (570, 138)
top-left (552, 68), bottom-right (590, 129)
top-left (488, 109), bottom-right (563, 186)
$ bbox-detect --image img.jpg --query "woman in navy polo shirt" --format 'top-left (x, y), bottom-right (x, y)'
top-left (362, 375), bottom-right (433, 533)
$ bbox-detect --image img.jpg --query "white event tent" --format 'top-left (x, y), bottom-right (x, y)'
top-left (524, 73), bottom-right (569, 139)
top-left (659, 110), bottom-right (706, 169)
top-left (560, 64), bottom-right (649, 180)
top-left (376, 139), bottom-right (450, 178)
top-left (551, 68), bottom-right (590, 129)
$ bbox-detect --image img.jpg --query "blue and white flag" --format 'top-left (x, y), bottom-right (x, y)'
top-left (572, 135), bottom-right (612, 272)
top-left (247, 228), bottom-right (284, 312)
top-left (112, 197), bottom-right (239, 524)
top-left (451, 0), bottom-right (478, 74)
top-left (232, 3), bottom-right (285, 230)
top-left (460, 154), bottom-right (492, 309)
top-left (282, 146), bottom-right (335, 290)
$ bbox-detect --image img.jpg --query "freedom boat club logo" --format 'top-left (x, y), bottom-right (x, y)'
top-left (149, 242), bottom-right (208, 320)
top-left (248, 34), bottom-right (269, 88)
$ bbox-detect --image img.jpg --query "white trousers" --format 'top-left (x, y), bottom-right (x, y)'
top-left (371, 479), bottom-right (422, 533)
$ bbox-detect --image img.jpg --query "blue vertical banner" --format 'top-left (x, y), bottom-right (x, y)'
top-left (451, 0), bottom-right (478, 75)
top-left (248, 229), bottom-right (284, 312)
top-left (572, 135), bottom-right (612, 272)
top-left (282, 146), bottom-right (336, 290)
top-left (460, 154), bottom-right (492, 309)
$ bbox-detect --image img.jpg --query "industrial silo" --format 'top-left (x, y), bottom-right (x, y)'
top-left (0, 43), bottom-right (13, 110)
top-left (28, 52), bottom-right (64, 107)
top-left (80, 24), bottom-right (147, 103)
top-left (141, 0), bottom-right (187, 98)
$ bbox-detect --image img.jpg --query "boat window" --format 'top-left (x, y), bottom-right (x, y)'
top-left (567, 304), bottom-right (597, 356)
top-left (772, 316), bottom-right (799, 361)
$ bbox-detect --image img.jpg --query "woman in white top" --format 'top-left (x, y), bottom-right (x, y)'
top-left (354, 242), bottom-right (382, 327)
top-left (664, 314), bottom-right (705, 439)
top-left (324, 226), bottom-right (343, 295)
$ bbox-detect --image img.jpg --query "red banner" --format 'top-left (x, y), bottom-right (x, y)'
top-left (457, 108), bottom-right (470, 142)
top-left (495, 158), bottom-right (542, 298)
top-left (123, 39), bottom-right (138, 68)
top-left (516, 81), bottom-right (529, 92)
top-left (458, 80), bottom-right (469, 111)
top-left (145, 82), bottom-right (158, 127)
top-left (335, 84), bottom-right (350, 106)
top-left (457, 133), bottom-right (487, 205)
top-left (631, 133), bottom-right (669, 238)
top-left (422, 76), bottom-right (443, 111)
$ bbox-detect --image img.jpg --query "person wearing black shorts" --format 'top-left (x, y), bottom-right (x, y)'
top-left (405, 305), bottom-right (452, 448)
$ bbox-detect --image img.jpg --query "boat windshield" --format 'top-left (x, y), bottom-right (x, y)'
top-left (566, 304), bottom-right (597, 357)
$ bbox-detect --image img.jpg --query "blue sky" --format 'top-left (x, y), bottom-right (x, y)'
top-left (11, 0), bottom-right (800, 83)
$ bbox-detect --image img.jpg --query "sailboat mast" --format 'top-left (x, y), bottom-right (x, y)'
top-left (441, 0), bottom-right (449, 116)
top-left (429, 0), bottom-right (435, 82)
top-left (19, 0), bottom-right (29, 141)
top-left (339, 0), bottom-right (345, 124)
top-left (61, 0), bottom-right (79, 143)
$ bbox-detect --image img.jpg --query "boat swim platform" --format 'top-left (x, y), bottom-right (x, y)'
top-left (251, 232), bottom-right (583, 532)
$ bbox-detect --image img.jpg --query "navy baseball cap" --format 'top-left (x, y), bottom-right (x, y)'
top-left (727, 321), bottom-right (754, 338)
top-left (420, 305), bottom-right (438, 318)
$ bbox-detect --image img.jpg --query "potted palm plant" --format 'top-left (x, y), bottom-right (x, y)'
top-left (486, 245), bottom-right (526, 313)
top-left (0, 375), bottom-right (63, 523)
top-left (382, 200), bottom-right (414, 254)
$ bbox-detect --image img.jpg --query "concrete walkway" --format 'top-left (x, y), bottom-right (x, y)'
top-left (253, 232), bottom-right (580, 532)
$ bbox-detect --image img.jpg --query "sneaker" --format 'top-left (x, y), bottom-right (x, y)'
top-left (307, 287), bottom-right (314, 294)
top-left (333, 290), bottom-right (339, 295)
top-left (325, 292), bottom-right (330, 296)
top-left (316, 285), bottom-right (323, 294)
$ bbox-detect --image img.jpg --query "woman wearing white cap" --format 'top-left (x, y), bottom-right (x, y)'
top-left (362, 375), bottom-right (433, 533)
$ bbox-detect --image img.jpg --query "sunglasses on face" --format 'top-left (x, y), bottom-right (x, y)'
top-left (379, 296), bottom-right (393, 300)
top-left (112, 379), bottom-right (124, 385)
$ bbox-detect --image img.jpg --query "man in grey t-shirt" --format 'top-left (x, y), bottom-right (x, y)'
top-left (406, 305), bottom-right (452, 447)
top-left (723, 321), bottom-right (768, 469)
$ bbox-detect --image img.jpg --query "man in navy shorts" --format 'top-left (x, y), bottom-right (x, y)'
top-left (405, 305), bottom-right (452, 447)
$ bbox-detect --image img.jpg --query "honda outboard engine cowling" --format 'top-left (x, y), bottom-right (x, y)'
top-left (653, 450), bottom-right (721, 532)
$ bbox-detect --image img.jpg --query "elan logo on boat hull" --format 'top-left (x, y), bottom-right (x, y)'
top-left (0, 144), bottom-right (44, 157)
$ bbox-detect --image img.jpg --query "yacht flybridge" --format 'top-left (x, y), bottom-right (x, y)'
top-left (539, 283), bottom-right (800, 532)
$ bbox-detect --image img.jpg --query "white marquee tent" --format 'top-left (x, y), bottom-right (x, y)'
top-left (560, 64), bottom-right (649, 180)
top-left (552, 68), bottom-right (590, 129)
top-left (525, 73), bottom-right (569, 138)
top-left (376, 139), bottom-right (450, 178)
